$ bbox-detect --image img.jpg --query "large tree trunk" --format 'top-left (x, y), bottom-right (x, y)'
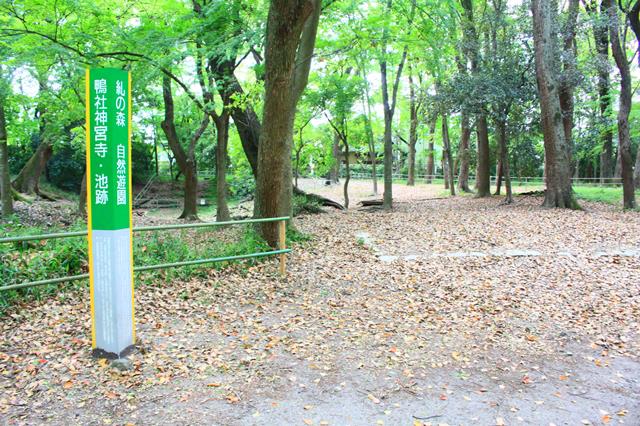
top-left (255, 0), bottom-right (319, 246)
top-left (215, 112), bottom-right (231, 221)
top-left (457, 113), bottom-right (472, 192)
top-left (609, 1), bottom-right (636, 209)
top-left (531, 0), bottom-right (576, 208)
top-left (0, 86), bottom-right (13, 217)
top-left (442, 113), bottom-right (456, 196)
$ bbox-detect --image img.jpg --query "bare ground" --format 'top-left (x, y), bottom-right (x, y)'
top-left (1, 180), bottom-right (639, 425)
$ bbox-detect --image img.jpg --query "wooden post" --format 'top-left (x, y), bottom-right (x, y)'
top-left (278, 220), bottom-right (286, 276)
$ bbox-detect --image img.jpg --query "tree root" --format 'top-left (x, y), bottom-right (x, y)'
top-left (293, 186), bottom-right (345, 210)
top-left (12, 189), bottom-right (33, 203)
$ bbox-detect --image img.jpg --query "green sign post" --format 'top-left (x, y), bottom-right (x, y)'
top-left (85, 68), bottom-right (135, 358)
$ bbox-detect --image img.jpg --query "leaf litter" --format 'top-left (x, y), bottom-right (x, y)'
top-left (1, 180), bottom-right (639, 424)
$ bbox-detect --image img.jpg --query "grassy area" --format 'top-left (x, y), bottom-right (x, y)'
top-left (572, 186), bottom-right (640, 205)
top-left (434, 183), bottom-right (637, 206)
top-left (0, 222), bottom-right (307, 315)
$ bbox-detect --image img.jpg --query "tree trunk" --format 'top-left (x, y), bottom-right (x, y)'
top-left (558, 0), bottom-right (580, 160)
top-left (460, 0), bottom-right (490, 197)
top-left (330, 131), bottom-right (340, 183)
top-left (160, 75), bottom-right (207, 220)
top-left (407, 66), bottom-right (418, 186)
top-left (495, 159), bottom-right (503, 195)
top-left (457, 113), bottom-right (472, 192)
top-left (531, 0), bottom-right (576, 208)
top-left (360, 62), bottom-right (378, 194)
top-left (608, 1), bottom-right (636, 208)
top-left (426, 116), bottom-right (436, 183)
top-left (181, 161), bottom-right (198, 220)
top-left (619, 1), bottom-right (640, 65)
top-left (443, 157), bottom-right (449, 189)
top-left (379, 0), bottom-right (412, 210)
top-left (614, 149), bottom-right (622, 178)
top-left (343, 132), bottom-right (350, 209)
top-left (476, 115), bottom-right (491, 196)
top-left (215, 112), bottom-right (231, 221)
top-left (255, 0), bottom-right (318, 246)
top-left (634, 148), bottom-right (640, 188)
top-left (78, 170), bottom-right (87, 216)
top-left (0, 87), bottom-right (12, 217)
top-left (12, 139), bottom-right (52, 195)
top-left (442, 113), bottom-right (456, 196)
top-left (210, 61), bottom-right (261, 178)
top-left (586, 0), bottom-right (614, 182)
top-left (496, 119), bottom-right (513, 204)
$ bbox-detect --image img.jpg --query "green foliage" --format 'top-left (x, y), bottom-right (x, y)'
top-left (0, 222), bottom-right (296, 315)
top-left (0, 222), bottom-right (88, 313)
top-left (7, 135), bottom-right (36, 175)
top-left (131, 138), bottom-right (156, 184)
top-left (47, 141), bottom-right (85, 192)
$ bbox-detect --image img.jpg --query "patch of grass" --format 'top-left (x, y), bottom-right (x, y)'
top-left (287, 226), bottom-right (312, 243)
top-left (0, 221), bottom-right (88, 313)
top-left (0, 222), bottom-right (298, 315)
top-left (572, 186), bottom-right (639, 206)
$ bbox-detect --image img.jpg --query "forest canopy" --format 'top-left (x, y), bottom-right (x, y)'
top-left (0, 0), bottom-right (639, 240)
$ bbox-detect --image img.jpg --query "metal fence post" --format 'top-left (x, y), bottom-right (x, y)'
top-left (278, 220), bottom-right (287, 276)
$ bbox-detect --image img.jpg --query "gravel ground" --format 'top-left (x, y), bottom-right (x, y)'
top-left (1, 180), bottom-right (639, 425)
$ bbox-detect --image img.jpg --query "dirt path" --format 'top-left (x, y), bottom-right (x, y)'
top-left (2, 181), bottom-right (639, 425)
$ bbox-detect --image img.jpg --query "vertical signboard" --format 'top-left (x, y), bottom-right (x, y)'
top-left (86, 68), bottom-right (135, 358)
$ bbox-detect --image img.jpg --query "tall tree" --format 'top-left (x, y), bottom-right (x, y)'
top-left (608, 1), bottom-right (636, 208)
top-left (531, 0), bottom-right (576, 208)
top-left (406, 63), bottom-right (421, 186)
top-left (255, 0), bottom-right (320, 245)
top-left (358, 55), bottom-right (379, 194)
top-left (160, 75), bottom-right (210, 220)
top-left (585, 0), bottom-right (614, 182)
top-left (0, 70), bottom-right (12, 217)
top-left (441, 113), bottom-right (456, 196)
top-left (460, 0), bottom-right (491, 197)
top-left (379, 0), bottom-right (413, 209)
top-left (425, 112), bottom-right (437, 183)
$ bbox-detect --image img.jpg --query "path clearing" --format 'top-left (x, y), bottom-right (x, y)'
top-left (2, 181), bottom-right (639, 425)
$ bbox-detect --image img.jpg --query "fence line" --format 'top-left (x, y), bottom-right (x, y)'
top-left (1, 216), bottom-right (291, 292)
top-left (336, 172), bottom-right (623, 187)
